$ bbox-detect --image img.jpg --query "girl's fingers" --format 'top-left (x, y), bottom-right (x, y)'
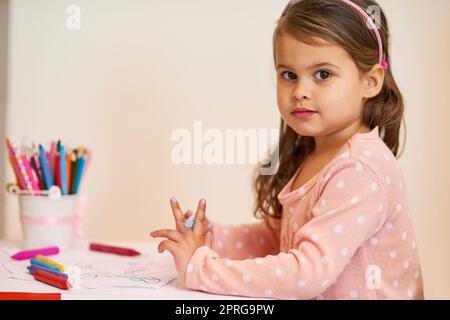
top-left (203, 219), bottom-right (214, 230)
top-left (201, 219), bottom-right (214, 235)
top-left (158, 239), bottom-right (177, 254)
top-left (205, 230), bottom-right (213, 248)
top-left (193, 199), bottom-right (206, 235)
top-left (183, 210), bottom-right (194, 230)
top-left (170, 197), bottom-right (185, 230)
top-left (150, 229), bottom-right (183, 242)
top-left (184, 210), bottom-right (193, 220)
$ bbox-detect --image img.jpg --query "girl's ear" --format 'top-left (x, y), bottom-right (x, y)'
top-left (362, 64), bottom-right (385, 99)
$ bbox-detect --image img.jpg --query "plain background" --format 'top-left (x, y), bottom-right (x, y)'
top-left (0, 0), bottom-right (449, 299)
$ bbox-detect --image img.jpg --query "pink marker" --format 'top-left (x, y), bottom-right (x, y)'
top-left (21, 154), bottom-right (41, 193)
top-left (48, 141), bottom-right (56, 182)
top-left (10, 247), bottom-right (59, 261)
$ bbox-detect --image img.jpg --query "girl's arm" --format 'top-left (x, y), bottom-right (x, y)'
top-left (209, 220), bottom-right (281, 260)
top-left (184, 159), bottom-right (389, 299)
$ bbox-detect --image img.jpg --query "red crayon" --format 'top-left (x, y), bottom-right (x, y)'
top-left (55, 153), bottom-right (61, 188)
top-left (89, 243), bottom-right (141, 256)
top-left (33, 269), bottom-right (72, 290)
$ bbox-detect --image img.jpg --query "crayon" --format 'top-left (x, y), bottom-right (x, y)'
top-left (33, 269), bottom-right (71, 290)
top-left (35, 255), bottom-right (65, 272)
top-left (31, 258), bottom-right (62, 272)
top-left (27, 265), bottom-right (68, 280)
top-left (10, 246), bottom-right (59, 261)
top-left (89, 243), bottom-right (141, 256)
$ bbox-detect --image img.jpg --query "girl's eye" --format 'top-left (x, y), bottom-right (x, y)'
top-left (281, 71), bottom-right (297, 81)
top-left (314, 70), bottom-right (332, 81)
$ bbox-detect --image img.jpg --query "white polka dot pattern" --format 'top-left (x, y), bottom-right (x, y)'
top-left (183, 129), bottom-right (423, 300)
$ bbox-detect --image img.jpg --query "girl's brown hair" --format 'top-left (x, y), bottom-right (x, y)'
top-left (254, 0), bottom-right (406, 222)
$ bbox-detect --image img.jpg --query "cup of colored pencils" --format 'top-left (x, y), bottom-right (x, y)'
top-left (5, 138), bottom-right (92, 250)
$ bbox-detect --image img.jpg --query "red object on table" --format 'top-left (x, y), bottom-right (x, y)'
top-left (33, 269), bottom-right (72, 290)
top-left (0, 292), bottom-right (61, 300)
top-left (89, 243), bottom-right (141, 256)
top-left (55, 153), bottom-right (61, 189)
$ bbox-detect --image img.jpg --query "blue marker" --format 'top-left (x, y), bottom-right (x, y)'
top-left (38, 144), bottom-right (53, 189)
top-left (59, 144), bottom-right (68, 195)
top-left (184, 216), bottom-right (195, 228)
top-left (73, 156), bottom-right (85, 194)
top-left (30, 258), bottom-right (62, 272)
top-left (184, 214), bottom-right (214, 230)
top-left (27, 265), bottom-right (68, 280)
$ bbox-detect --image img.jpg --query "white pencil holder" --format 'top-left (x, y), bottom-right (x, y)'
top-left (6, 183), bottom-right (89, 251)
top-left (18, 194), bottom-right (80, 250)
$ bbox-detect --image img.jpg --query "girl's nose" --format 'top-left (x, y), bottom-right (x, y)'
top-left (291, 79), bottom-right (312, 101)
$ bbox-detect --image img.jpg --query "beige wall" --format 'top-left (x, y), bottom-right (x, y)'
top-left (0, 0), bottom-right (8, 239)
top-left (1, 0), bottom-right (449, 299)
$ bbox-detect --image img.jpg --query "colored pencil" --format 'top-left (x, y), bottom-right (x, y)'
top-left (66, 151), bottom-right (72, 194)
top-left (39, 144), bottom-right (53, 189)
top-left (55, 152), bottom-right (61, 191)
top-left (48, 141), bottom-right (56, 183)
top-left (13, 144), bottom-right (35, 192)
top-left (7, 140), bottom-right (90, 195)
top-left (8, 154), bottom-right (24, 190)
top-left (70, 152), bottom-right (77, 194)
top-left (73, 155), bottom-right (85, 194)
top-left (59, 144), bottom-right (68, 195)
top-left (16, 150), bottom-right (34, 191)
top-left (71, 150), bottom-right (79, 194)
top-left (5, 139), bottom-right (27, 190)
top-left (21, 154), bottom-right (40, 192)
top-left (31, 143), bottom-right (45, 190)
top-left (30, 158), bottom-right (45, 190)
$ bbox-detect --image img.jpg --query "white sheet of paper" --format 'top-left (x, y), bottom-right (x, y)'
top-left (0, 241), bottom-right (178, 295)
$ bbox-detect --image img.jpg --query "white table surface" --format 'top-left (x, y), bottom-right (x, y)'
top-left (0, 239), bottom-right (258, 300)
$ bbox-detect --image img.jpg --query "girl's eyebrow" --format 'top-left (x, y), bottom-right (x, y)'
top-left (276, 62), bottom-right (341, 70)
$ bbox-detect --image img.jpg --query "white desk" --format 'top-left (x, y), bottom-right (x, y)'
top-left (0, 239), bottom-right (255, 300)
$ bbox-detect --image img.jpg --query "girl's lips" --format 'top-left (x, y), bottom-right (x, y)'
top-left (291, 110), bottom-right (318, 119)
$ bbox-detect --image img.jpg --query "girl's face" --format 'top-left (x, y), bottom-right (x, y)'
top-left (275, 31), bottom-right (377, 139)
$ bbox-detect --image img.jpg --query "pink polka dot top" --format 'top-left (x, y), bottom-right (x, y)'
top-left (184, 126), bottom-right (424, 300)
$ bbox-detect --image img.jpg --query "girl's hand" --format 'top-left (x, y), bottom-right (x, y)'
top-left (171, 198), bottom-right (214, 237)
top-left (150, 199), bottom-right (213, 283)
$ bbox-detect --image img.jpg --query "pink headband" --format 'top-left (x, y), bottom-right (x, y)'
top-left (289, 0), bottom-right (388, 71)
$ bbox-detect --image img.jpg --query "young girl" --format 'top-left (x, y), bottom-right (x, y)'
top-left (151, 0), bottom-right (424, 300)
